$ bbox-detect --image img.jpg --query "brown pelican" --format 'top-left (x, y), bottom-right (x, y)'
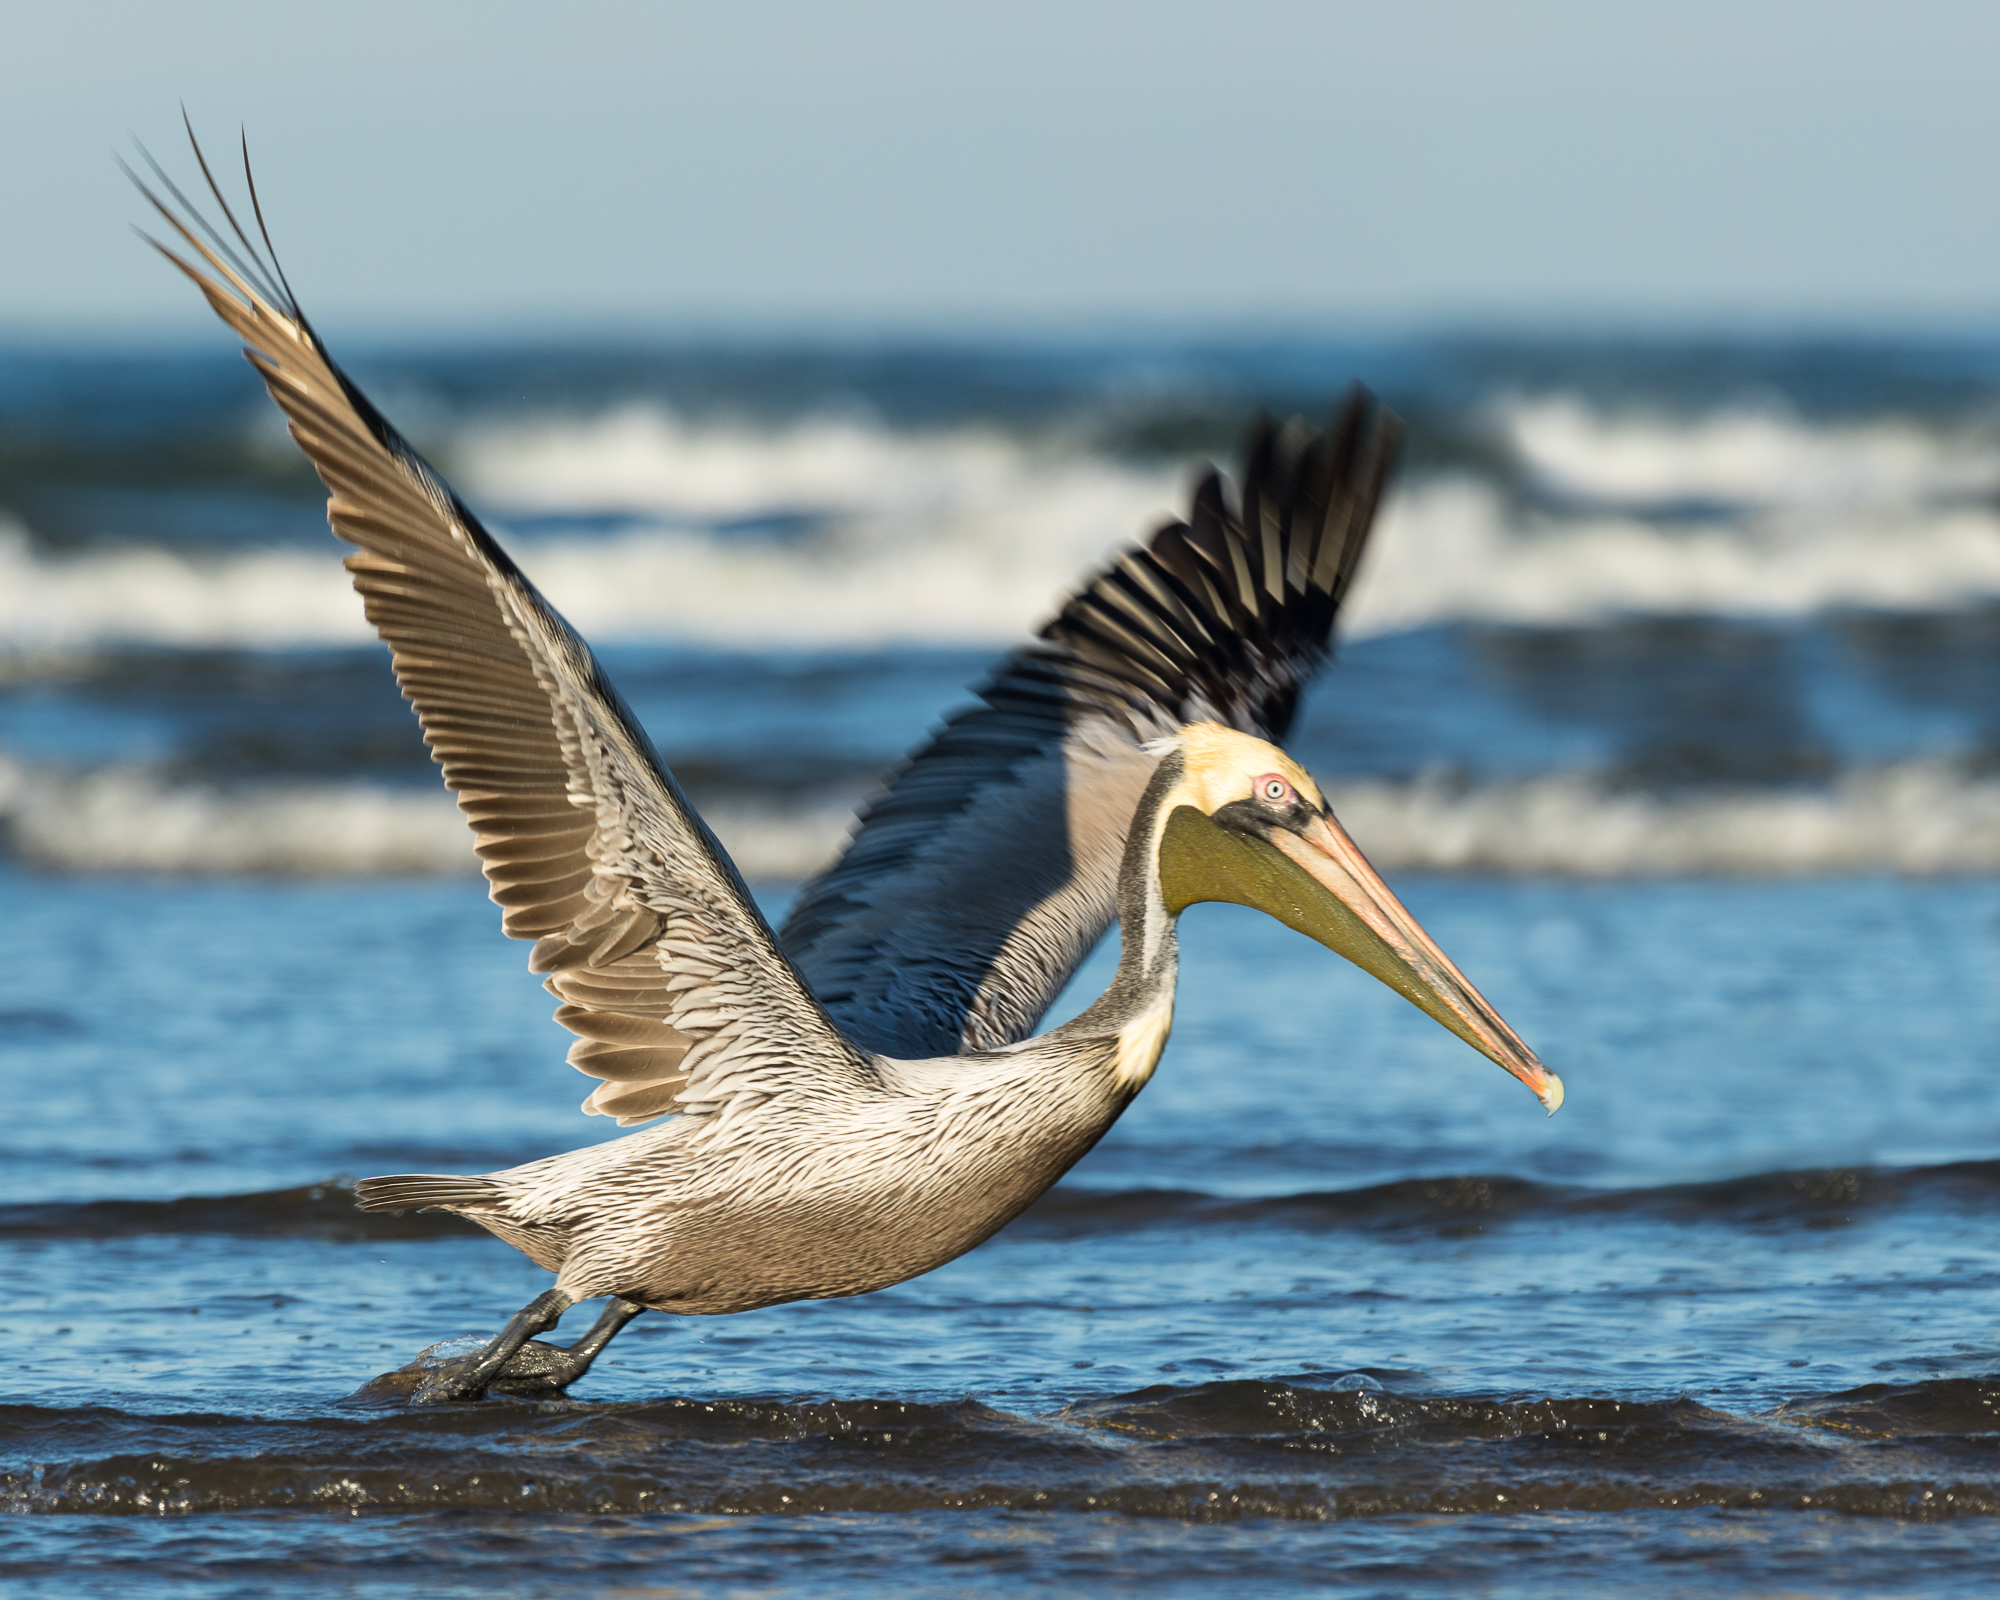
top-left (135, 142), bottom-right (1561, 1404)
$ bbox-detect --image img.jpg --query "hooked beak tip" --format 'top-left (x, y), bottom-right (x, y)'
top-left (1537, 1069), bottom-right (1564, 1117)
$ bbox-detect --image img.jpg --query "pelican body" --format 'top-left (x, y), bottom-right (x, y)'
top-left (136, 138), bottom-right (1560, 1401)
top-left (369, 725), bottom-right (1558, 1331)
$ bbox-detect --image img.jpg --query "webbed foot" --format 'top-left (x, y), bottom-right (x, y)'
top-left (350, 1295), bottom-right (645, 1405)
top-left (412, 1336), bottom-right (577, 1402)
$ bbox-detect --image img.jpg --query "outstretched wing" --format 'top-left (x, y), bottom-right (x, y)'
top-left (781, 394), bottom-right (1402, 1058)
top-left (136, 139), bottom-right (863, 1125)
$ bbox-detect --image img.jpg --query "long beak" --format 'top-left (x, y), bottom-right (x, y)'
top-left (1267, 813), bottom-right (1563, 1114)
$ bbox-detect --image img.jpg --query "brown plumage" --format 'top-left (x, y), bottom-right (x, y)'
top-left (134, 136), bottom-right (1554, 1404)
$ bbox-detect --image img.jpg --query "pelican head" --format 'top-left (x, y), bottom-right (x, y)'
top-left (1148, 722), bottom-right (1563, 1114)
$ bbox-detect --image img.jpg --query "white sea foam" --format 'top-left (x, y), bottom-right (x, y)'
top-left (5, 402), bottom-right (2000, 657)
top-left (453, 405), bottom-right (1112, 523)
top-left (1500, 396), bottom-right (2000, 511)
top-left (0, 519), bottom-right (370, 652)
top-left (0, 757), bottom-right (859, 880)
top-left (1327, 763), bottom-right (2000, 877)
top-left (0, 760), bottom-right (473, 876)
top-left (1356, 482), bottom-right (2000, 633)
top-left (6, 756), bottom-right (1997, 880)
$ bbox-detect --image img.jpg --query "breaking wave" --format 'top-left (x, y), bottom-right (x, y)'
top-left (1499, 396), bottom-right (2000, 512)
top-left (452, 405), bottom-right (1152, 525)
top-left (6, 754), bottom-right (1998, 879)
top-left (4, 402), bottom-right (2000, 655)
top-left (1324, 761), bottom-right (2000, 877)
top-left (1358, 483), bottom-right (2000, 634)
top-left (0, 756), bottom-right (855, 879)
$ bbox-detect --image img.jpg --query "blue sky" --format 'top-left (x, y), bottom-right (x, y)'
top-left (3, 0), bottom-right (1998, 334)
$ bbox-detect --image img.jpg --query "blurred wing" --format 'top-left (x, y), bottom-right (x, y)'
top-left (137, 142), bottom-right (862, 1125)
top-left (781, 393), bottom-right (1402, 1057)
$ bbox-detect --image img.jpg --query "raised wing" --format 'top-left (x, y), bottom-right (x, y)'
top-left (781, 393), bottom-right (1402, 1058)
top-left (137, 140), bottom-right (863, 1125)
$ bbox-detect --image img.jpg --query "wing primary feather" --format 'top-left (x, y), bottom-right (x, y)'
top-left (179, 114), bottom-right (285, 305)
top-left (126, 145), bottom-right (281, 312)
top-left (237, 125), bottom-right (306, 319)
top-left (140, 128), bottom-right (866, 1125)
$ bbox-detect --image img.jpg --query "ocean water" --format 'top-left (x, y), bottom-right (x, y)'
top-left (3, 331), bottom-right (2000, 1596)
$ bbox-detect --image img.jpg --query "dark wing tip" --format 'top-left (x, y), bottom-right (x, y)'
top-left (125, 120), bottom-right (298, 321)
top-left (778, 385), bottom-right (1404, 1052)
top-left (1040, 385), bottom-right (1401, 739)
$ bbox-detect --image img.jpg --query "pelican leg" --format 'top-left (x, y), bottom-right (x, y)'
top-left (488, 1297), bottom-right (648, 1398)
top-left (410, 1287), bottom-right (574, 1404)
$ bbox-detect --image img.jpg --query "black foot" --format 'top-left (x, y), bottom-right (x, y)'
top-left (348, 1296), bottom-right (645, 1405)
top-left (407, 1337), bottom-right (578, 1403)
top-left (486, 1336), bottom-right (599, 1398)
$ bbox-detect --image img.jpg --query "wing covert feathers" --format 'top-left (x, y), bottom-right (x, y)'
top-left (139, 140), bottom-right (860, 1126)
top-left (781, 395), bottom-right (1401, 1059)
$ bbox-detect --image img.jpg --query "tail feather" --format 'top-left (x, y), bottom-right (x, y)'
top-left (355, 1173), bottom-right (503, 1214)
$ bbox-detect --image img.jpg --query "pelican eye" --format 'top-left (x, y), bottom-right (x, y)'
top-left (1256, 775), bottom-right (1292, 804)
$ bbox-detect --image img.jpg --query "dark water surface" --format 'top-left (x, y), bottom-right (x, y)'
top-left (3, 868), bottom-right (1998, 1595)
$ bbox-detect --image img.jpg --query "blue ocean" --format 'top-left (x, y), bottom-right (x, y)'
top-left (3, 331), bottom-right (1999, 1596)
